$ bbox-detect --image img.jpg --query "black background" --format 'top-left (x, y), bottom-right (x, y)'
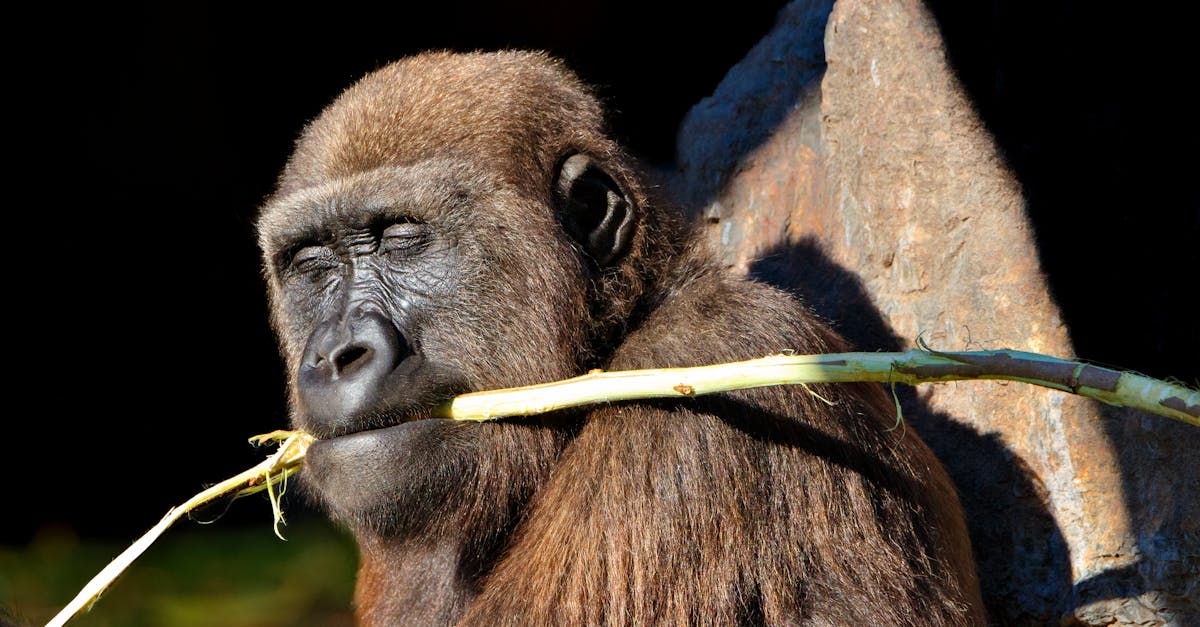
top-left (6, 1), bottom-right (1195, 543)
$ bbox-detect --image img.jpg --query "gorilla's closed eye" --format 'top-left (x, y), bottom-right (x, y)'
top-left (381, 222), bottom-right (427, 260)
top-left (291, 245), bottom-right (339, 274)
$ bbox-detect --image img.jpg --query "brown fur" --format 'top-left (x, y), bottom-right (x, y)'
top-left (257, 51), bottom-right (984, 625)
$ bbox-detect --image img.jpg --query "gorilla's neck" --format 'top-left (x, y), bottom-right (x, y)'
top-left (354, 535), bottom-right (475, 625)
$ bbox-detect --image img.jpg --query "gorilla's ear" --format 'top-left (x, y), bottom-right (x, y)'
top-left (554, 153), bottom-right (636, 266)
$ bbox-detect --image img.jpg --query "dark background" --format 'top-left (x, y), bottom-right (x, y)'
top-left (6, 1), bottom-right (1195, 544)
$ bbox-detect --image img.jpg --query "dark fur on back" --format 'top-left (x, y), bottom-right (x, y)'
top-left (258, 51), bottom-right (984, 625)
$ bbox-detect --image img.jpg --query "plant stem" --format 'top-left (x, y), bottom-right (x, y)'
top-left (433, 350), bottom-right (1199, 427)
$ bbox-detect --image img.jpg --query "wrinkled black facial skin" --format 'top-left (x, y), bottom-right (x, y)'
top-left (289, 219), bottom-right (460, 438)
top-left (274, 192), bottom-right (474, 535)
top-left (295, 221), bottom-right (467, 519)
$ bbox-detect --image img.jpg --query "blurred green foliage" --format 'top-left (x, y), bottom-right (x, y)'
top-left (1, 518), bottom-right (356, 626)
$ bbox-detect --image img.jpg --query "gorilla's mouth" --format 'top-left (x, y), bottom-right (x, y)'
top-left (309, 411), bottom-right (441, 441)
top-left (301, 370), bottom-right (470, 474)
top-left (307, 417), bottom-right (442, 455)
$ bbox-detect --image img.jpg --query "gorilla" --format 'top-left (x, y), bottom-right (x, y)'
top-left (256, 51), bottom-right (984, 625)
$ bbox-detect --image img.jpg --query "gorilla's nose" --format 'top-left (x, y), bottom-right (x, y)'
top-left (297, 308), bottom-right (408, 436)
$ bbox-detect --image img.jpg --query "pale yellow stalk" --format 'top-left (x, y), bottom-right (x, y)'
top-left (46, 431), bottom-right (313, 627)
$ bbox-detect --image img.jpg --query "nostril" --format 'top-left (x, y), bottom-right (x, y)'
top-left (332, 345), bottom-right (371, 375)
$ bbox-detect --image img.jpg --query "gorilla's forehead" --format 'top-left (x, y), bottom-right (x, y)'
top-left (256, 160), bottom-right (508, 256)
top-left (274, 51), bottom-right (605, 199)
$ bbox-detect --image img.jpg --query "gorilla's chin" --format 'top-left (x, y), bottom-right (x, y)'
top-left (303, 418), bottom-right (473, 534)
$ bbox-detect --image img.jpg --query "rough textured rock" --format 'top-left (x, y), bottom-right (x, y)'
top-left (672, 0), bottom-right (1199, 624)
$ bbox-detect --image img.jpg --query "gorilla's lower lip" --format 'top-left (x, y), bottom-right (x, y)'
top-left (309, 417), bottom-right (444, 448)
top-left (303, 418), bottom-right (452, 484)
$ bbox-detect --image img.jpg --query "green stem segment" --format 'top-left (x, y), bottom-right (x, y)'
top-left (433, 349), bottom-right (1199, 427)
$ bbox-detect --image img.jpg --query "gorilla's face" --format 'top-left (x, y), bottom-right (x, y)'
top-left (256, 155), bottom-right (631, 536)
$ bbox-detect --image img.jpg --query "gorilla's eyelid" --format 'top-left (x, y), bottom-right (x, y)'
top-left (383, 221), bottom-right (425, 237)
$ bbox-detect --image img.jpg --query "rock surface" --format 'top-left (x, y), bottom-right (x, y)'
top-left (672, 0), bottom-right (1199, 623)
